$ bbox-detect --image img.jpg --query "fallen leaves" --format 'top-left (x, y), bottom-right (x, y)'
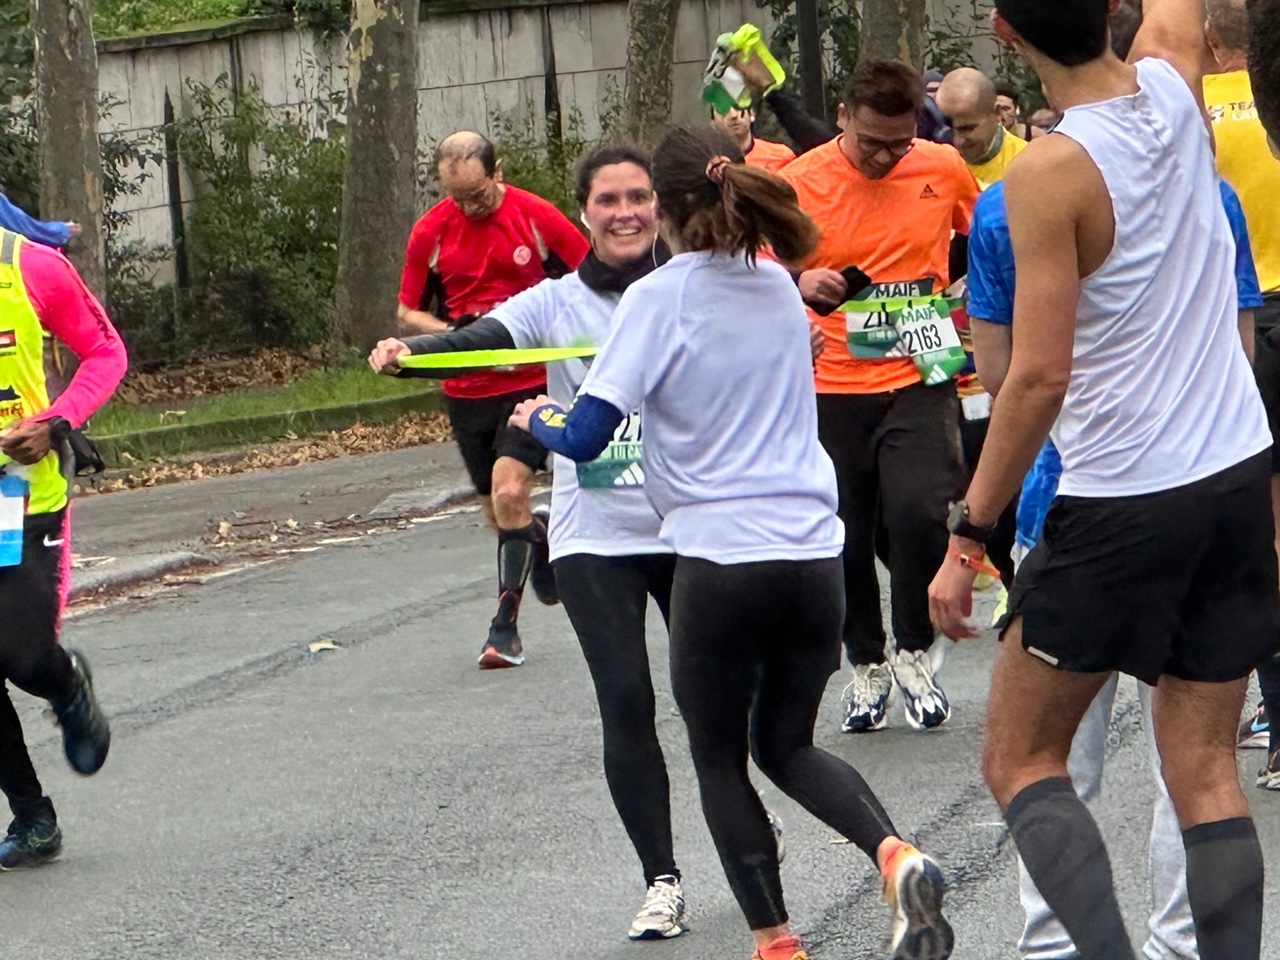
top-left (89, 412), bottom-right (453, 493)
top-left (114, 347), bottom-right (326, 406)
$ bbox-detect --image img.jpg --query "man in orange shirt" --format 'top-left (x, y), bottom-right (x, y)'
top-left (713, 105), bottom-right (797, 173)
top-left (780, 59), bottom-right (979, 736)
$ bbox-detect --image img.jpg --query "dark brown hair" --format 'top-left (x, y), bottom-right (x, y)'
top-left (651, 125), bottom-right (818, 265)
top-left (842, 60), bottom-right (924, 118)
top-left (574, 143), bottom-right (652, 208)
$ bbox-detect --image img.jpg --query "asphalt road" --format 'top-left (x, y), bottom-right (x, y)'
top-left (4, 503), bottom-right (1277, 959)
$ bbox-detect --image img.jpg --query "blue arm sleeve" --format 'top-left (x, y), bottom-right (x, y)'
top-left (527, 394), bottom-right (626, 462)
top-left (0, 194), bottom-right (71, 247)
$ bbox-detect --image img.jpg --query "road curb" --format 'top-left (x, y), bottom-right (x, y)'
top-left (90, 389), bottom-right (446, 466)
top-left (70, 550), bottom-right (212, 601)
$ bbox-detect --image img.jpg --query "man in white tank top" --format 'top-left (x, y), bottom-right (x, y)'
top-left (928, 1), bottom-right (1276, 958)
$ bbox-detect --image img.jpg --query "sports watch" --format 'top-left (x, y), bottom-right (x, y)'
top-left (946, 500), bottom-right (997, 545)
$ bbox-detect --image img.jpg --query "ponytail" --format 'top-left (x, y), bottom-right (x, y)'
top-left (652, 125), bottom-right (818, 266)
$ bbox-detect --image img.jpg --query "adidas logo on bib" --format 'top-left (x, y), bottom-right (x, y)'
top-left (925, 365), bottom-right (950, 386)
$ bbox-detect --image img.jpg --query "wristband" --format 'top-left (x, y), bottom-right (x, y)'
top-left (947, 545), bottom-right (1000, 578)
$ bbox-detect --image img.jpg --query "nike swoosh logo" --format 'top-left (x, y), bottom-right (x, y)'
top-left (43, 535), bottom-right (64, 548)
top-left (1254, 719), bottom-right (1270, 733)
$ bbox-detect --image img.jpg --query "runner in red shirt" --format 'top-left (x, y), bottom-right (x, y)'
top-left (398, 131), bottom-right (589, 669)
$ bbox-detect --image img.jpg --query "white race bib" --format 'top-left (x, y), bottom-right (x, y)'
top-left (576, 411), bottom-right (645, 489)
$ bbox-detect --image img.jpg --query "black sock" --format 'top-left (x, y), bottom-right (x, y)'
top-left (1183, 817), bottom-right (1263, 960)
top-left (493, 524), bottom-right (537, 627)
top-left (1005, 777), bottom-right (1135, 960)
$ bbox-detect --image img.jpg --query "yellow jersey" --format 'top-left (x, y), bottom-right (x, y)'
top-left (967, 127), bottom-right (1028, 191)
top-left (1204, 70), bottom-right (1280, 293)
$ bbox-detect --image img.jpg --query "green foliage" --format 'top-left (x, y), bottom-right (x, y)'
top-left (92, 0), bottom-right (250, 38)
top-left (926, 1), bottom-right (1044, 110)
top-left (489, 105), bottom-right (593, 219)
top-left (754, 0), bottom-right (860, 118)
top-left (169, 75), bottom-right (346, 353)
top-left (0, 0), bottom-right (36, 212)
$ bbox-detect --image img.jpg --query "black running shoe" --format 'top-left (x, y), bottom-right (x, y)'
top-left (0, 811), bottom-right (62, 871)
top-left (479, 595), bottom-right (525, 669)
top-left (54, 649), bottom-right (111, 776)
top-left (529, 505), bottom-right (560, 606)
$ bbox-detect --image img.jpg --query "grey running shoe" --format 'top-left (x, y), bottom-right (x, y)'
top-left (891, 649), bottom-right (951, 730)
top-left (54, 650), bottom-right (111, 776)
top-left (1258, 750), bottom-right (1280, 790)
top-left (884, 845), bottom-right (954, 960)
top-left (842, 663), bottom-right (894, 733)
top-left (0, 811), bottom-right (62, 871)
top-left (627, 875), bottom-right (687, 940)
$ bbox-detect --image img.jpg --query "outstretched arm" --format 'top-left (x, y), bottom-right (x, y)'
top-left (509, 394), bottom-right (625, 462)
top-left (1128, 0), bottom-right (1215, 110)
top-left (368, 317), bottom-right (517, 378)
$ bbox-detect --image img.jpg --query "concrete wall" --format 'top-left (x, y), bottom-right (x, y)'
top-left (95, 0), bottom-right (997, 278)
top-left (96, 0), bottom-right (770, 278)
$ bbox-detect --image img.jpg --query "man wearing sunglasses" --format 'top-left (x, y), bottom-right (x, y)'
top-left (779, 60), bottom-right (979, 737)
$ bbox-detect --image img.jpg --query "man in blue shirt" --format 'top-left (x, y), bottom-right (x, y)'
top-left (0, 194), bottom-right (79, 248)
top-left (966, 176), bottom-right (1269, 960)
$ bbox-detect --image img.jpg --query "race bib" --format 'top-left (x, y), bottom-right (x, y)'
top-left (0, 468), bottom-right (28, 568)
top-left (576, 411), bottom-right (645, 489)
top-left (888, 299), bottom-right (969, 386)
top-left (837, 280), bottom-right (966, 386)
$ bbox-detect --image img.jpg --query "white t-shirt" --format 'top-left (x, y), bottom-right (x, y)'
top-left (1049, 58), bottom-right (1270, 497)
top-left (488, 271), bottom-right (666, 561)
top-left (580, 251), bottom-right (843, 564)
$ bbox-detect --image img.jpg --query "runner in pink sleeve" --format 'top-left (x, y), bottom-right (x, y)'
top-left (0, 228), bottom-right (126, 873)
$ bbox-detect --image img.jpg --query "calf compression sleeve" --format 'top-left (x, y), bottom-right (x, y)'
top-left (493, 523), bottom-right (539, 627)
top-left (1183, 817), bottom-right (1264, 960)
top-left (1005, 777), bottom-right (1136, 960)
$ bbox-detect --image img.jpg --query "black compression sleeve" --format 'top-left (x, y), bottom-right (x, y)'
top-left (396, 317), bottom-right (517, 379)
top-left (762, 89), bottom-right (839, 153)
top-left (949, 234), bottom-right (969, 287)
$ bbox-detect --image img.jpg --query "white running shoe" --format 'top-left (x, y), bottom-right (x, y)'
top-left (841, 662), bottom-right (894, 733)
top-left (891, 649), bottom-right (951, 730)
top-left (627, 875), bottom-right (687, 940)
top-left (883, 845), bottom-right (954, 959)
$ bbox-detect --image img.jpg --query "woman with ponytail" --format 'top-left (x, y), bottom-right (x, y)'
top-left (510, 125), bottom-right (955, 960)
top-left (372, 144), bottom-right (722, 941)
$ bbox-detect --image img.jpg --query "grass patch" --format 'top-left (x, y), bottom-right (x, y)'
top-left (91, 365), bottom-right (436, 437)
top-left (93, 0), bottom-right (250, 38)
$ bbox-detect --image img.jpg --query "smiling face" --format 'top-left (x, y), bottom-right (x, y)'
top-left (581, 161), bottom-right (657, 267)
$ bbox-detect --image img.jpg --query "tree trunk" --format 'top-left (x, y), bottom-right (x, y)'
top-left (32, 0), bottom-right (105, 300)
top-left (332, 0), bottom-right (418, 351)
top-left (619, 0), bottom-right (681, 144)
top-left (859, 0), bottom-right (928, 68)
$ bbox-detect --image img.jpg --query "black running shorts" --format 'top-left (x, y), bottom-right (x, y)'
top-left (445, 387), bottom-right (548, 496)
top-left (1253, 298), bottom-right (1280, 473)
top-left (1004, 451), bottom-right (1280, 685)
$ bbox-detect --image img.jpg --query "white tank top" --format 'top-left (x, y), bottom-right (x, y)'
top-left (1049, 58), bottom-right (1269, 498)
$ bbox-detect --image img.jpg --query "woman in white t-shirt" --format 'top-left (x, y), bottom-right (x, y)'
top-left (370, 145), bottom-right (715, 942)
top-left (509, 125), bottom-right (955, 960)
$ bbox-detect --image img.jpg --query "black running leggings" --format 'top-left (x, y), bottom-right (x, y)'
top-left (669, 555), bottom-right (899, 930)
top-left (0, 510), bottom-right (76, 820)
top-left (555, 552), bottom-right (679, 886)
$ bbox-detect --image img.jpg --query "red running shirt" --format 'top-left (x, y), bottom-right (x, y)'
top-left (399, 186), bottom-right (589, 399)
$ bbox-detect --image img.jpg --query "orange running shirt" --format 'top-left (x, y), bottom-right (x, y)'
top-left (745, 137), bottom-right (797, 174)
top-left (781, 137), bottom-right (979, 394)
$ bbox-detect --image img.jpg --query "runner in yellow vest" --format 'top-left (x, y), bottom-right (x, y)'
top-left (0, 228), bottom-right (128, 870)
